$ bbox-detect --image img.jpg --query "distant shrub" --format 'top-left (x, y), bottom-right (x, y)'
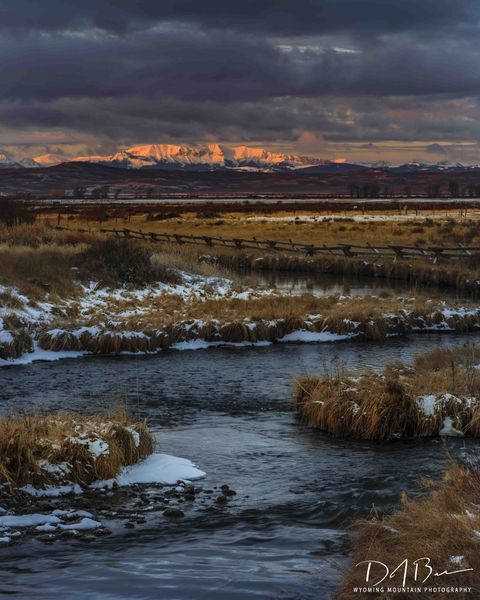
top-left (0, 199), bottom-right (36, 227)
top-left (78, 237), bottom-right (180, 286)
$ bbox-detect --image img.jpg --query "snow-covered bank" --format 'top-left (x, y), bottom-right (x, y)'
top-left (0, 453), bottom-right (206, 545)
top-left (2, 272), bottom-right (480, 367)
top-left (0, 404), bottom-right (207, 545)
top-left (22, 453), bottom-right (205, 497)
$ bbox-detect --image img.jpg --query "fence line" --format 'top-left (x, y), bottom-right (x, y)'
top-left (55, 226), bottom-right (480, 262)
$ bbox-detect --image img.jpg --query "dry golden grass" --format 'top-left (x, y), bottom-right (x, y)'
top-left (0, 327), bottom-right (32, 360)
top-left (35, 294), bottom-right (480, 356)
top-left (294, 345), bottom-right (480, 439)
top-left (0, 223), bottom-right (236, 298)
top-left (1, 221), bottom-right (479, 361)
top-left (0, 409), bottom-right (154, 490)
top-left (45, 211), bottom-right (480, 295)
top-left (51, 292), bottom-right (479, 333)
top-left (0, 221), bottom-right (102, 247)
top-left (57, 208), bottom-right (480, 248)
top-left (151, 244), bottom-right (230, 279)
top-left (0, 243), bottom-right (82, 299)
top-left (337, 464), bottom-right (480, 599)
top-left (2, 218), bottom-right (479, 301)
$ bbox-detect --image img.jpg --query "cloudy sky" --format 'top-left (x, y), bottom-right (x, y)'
top-left (2, 0), bottom-right (480, 163)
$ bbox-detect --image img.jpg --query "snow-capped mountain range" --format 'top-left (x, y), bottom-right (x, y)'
top-left (0, 144), bottom-right (328, 171)
top-left (1, 144), bottom-right (480, 173)
top-left (0, 152), bottom-right (66, 169)
top-left (72, 143), bottom-right (324, 171)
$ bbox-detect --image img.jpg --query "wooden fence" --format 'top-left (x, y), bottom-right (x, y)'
top-left (56, 226), bottom-right (480, 262)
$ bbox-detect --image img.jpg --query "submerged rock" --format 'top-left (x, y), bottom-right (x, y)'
top-left (163, 508), bottom-right (185, 518)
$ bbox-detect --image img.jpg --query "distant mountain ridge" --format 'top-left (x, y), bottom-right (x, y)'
top-left (72, 143), bottom-right (326, 171)
top-left (2, 143), bottom-right (480, 173)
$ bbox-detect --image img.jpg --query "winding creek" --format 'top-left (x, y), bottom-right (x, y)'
top-left (1, 328), bottom-right (480, 599)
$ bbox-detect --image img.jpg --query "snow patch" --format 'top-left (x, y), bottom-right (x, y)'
top-left (278, 330), bottom-right (353, 343)
top-left (92, 453), bottom-right (206, 489)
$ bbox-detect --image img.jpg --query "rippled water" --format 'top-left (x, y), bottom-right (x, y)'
top-left (1, 331), bottom-right (479, 599)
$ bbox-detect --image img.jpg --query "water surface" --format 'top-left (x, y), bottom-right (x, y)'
top-left (1, 333), bottom-right (478, 599)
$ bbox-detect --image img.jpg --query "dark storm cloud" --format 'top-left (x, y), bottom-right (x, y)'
top-left (3, 94), bottom-right (480, 150)
top-left (3, 29), bottom-right (480, 103)
top-left (1, 0), bottom-right (480, 156)
top-left (1, 0), bottom-right (479, 36)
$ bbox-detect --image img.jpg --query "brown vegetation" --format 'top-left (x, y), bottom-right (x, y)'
top-left (0, 410), bottom-right (154, 490)
top-left (77, 237), bottom-right (181, 286)
top-left (34, 295), bottom-right (480, 357)
top-left (55, 207), bottom-right (480, 247)
top-left (337, 464), bottom-right (480, 599)
top-left (294, 345), bottom-right (480, 439)
top-left (206, 251), bottom-right (480, 297)
top-left (41, 208), bottom-right (480, 294)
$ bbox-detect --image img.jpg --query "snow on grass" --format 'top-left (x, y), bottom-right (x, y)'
top-left (75, 272), bottom-right (275, 320)
top-left (416, 394), bottom-right (438, 416)
top-left (2, 274), bottom-right (480, 367)
top-left (67, 435), bottom-right (109, 457)
top-left (416, 393), bottom-right (478, 420)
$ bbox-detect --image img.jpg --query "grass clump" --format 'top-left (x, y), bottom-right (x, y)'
top-left (0, 327), bottom-right (32, 360)
top-left (294, 345), bottom-right (480, 439)
top-left (0, 409), bottom-right (154, 490)
top-left (337, 463), bottom-right (480, 599)
top-left (77, 237), bottom-right (180, 286)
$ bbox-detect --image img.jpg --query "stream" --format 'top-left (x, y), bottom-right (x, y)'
top-left (1, 330), bottom-right (479, 599)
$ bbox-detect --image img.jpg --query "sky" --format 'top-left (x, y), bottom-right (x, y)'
top-left (1, 0), bottom-right (480, 164)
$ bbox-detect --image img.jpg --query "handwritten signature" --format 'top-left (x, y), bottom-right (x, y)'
top-left (356, 558), bottom-right (473, 588)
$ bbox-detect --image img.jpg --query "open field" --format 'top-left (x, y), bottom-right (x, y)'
top-left (47, 206), bottom-right (480, 296)
top-left (38, 202), bottom-right (480, 247)
top-left (30, 202), bottom-right (480, 296)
